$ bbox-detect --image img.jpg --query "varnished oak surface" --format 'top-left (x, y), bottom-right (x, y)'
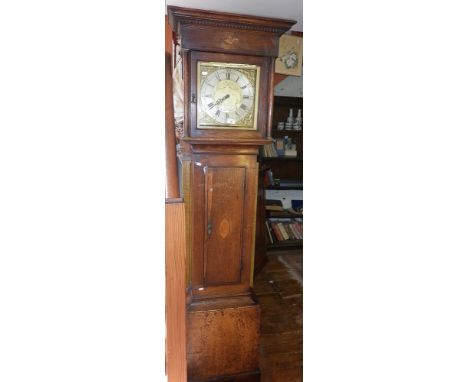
top-left (189, 294), bottom-right (257, 312)
top-left (168, 6), bottom-right (295, 38)
top-left (187, 304), bottom-right (260, 381)
top-left (167, 7), bottom-right (297, 381)
top-left (253, 250), bottom-right (303, 382)
top-left (165, 201), bottom-right (187, 382)
top-left (254, 168), bottom-right (268, 276)
top-left (187, 152), bottom-right (258, 299)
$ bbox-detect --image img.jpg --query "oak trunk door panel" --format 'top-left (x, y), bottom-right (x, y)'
top-left (204, 167), bottom-right (245, 286)
top-left (190, 163), bottom-right (207, 289)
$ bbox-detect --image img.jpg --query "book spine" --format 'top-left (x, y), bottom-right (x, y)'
top-left (271, 222), bottom-right (284, 241)
top-left (272, 144), bottom-right (278, 157)
top-left (284, 223), bottom-right (295, 240)
top-left (289, 222), bottom-right (300, 240)
top-left (293, 220), bottom-right (303, 237)
top-left (291, 222), bottom-right (302, 239)
top-left (265, 221), bottom-right (275, 244)
top-left (277, 222), bottom-right (289, 240)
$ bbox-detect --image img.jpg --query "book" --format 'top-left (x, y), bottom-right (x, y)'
top-left (289, 223), bottom-right (302, 240)
top-left (277, 222), bottom-right (289, 240)
top-left (292, 221), bottom-right (303, 237)
top-left (270, 222), bottom-right (284, 241)
top-left (263, 143), bottom-right (278, 157)
top-left (265, 199), bottom-right (283, 211)
top-left (284, 223), bottom-right (295, 240)
top-left (265, 205), bottom-right (284, 212)
top-left (275, 138), bottom-right (285, 156)
top-left (265, 221), bottom-right (275, 244)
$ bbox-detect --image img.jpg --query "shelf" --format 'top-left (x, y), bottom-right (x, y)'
top-left (265, 180), bottom-right (303, 190)
top-left (261, 157), bottom-right (302, 161)
top-left (272, 129), bottom-right (303, 134)
top-left (267, 240), bottom-right (303, 249)
top-left (273, 96), bottom-right (303, 107)
top-left (265, 186), bottom-right (302, 191)
top-left (267, 212), bottom-right (303, 219)
top-left (256, 95), bottom-right (304, 256)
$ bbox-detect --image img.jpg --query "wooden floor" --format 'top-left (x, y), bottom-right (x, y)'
top-left (253, 249), bottom-right (303, 382)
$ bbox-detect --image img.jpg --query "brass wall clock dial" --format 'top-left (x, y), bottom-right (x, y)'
top-left (197, 62), bottom-right (260, 130)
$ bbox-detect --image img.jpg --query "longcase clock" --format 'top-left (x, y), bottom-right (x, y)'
top-left (168, 7), bottom-right (296, 382)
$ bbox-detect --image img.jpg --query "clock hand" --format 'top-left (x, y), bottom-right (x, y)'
top-left (209, 94), bottom-right (230, 109)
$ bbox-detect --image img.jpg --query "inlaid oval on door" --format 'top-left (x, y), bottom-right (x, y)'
top-left (218, 218), bottom-right (230, 239)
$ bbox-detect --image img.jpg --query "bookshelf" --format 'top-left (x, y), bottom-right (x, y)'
top-left (255, 96), bottom-right (303, 260)
top-left (265, 217), bottom-right (303, 248)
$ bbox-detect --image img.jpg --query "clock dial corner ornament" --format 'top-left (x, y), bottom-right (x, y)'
top-left (196, 61), bottom-right (260, 131)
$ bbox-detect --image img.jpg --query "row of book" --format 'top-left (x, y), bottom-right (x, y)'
top-left (265, 218), bottom-right (303, 244)
top-left (261, 138), bottom-right (298, 158)
top-left (262, 143), bottom-right (278, 157)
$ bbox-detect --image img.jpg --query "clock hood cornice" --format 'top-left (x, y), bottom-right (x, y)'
top-left (168, 6), bottom-right (296, 35)
top-left (168, 6), bottom-right (296, 57)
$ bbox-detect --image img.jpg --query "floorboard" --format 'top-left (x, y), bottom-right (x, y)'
top-left (253, 250), bottom-right (303, 382)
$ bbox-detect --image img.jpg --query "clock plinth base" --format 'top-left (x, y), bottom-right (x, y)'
top-left (188, 370), bottom-right (260, 382)
top-left (187, 295), bottom-right (261, 382)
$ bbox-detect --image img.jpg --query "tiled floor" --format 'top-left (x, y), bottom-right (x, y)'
top-left (253, 250), bottom-right (303, 382)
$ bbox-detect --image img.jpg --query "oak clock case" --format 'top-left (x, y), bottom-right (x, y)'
top-left (188, 51), bottom-right (270, 139)
top-left (167, 5), bottom-right (296, 382)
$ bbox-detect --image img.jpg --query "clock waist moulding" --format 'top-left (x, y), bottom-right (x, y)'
top-left (168, 6), bottom-right (296, 382)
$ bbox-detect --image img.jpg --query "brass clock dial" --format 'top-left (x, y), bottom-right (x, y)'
top-left (197, 62), bottom-right (260, 130)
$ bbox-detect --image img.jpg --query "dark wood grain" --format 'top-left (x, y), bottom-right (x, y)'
top-left (254, 168), bottom-right (268, 276)
top-left (190, 371), bottom-right (260, 382)
top-left (165, 201), bottom-right (187, 382)
top-left (204, 166), bottom-right (245, 286)
top-left (188, 151), bottom-right (259, 299)
top-left (168, 6), bottom-right (295, 58)
top-left (187, 302), bottom-right (260, 381)
top-left (188, 162), bottom-right (207, 289)
top-left (253, 252), bottom-right (303, 382)
top-left (168, 6), bottom-right (296, 33)
top-left (180, 24), bottom-right (279, 57)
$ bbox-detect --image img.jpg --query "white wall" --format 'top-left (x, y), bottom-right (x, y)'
top-left (265, 189), bottom-right (303, 209)
top-left (274, 73), bottom-right (303, 97)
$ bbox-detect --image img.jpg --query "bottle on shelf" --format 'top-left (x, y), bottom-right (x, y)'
top-left (294, 109), bottom-right (302, 130)
top-left (285, 108), bottom-right (294, 130)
